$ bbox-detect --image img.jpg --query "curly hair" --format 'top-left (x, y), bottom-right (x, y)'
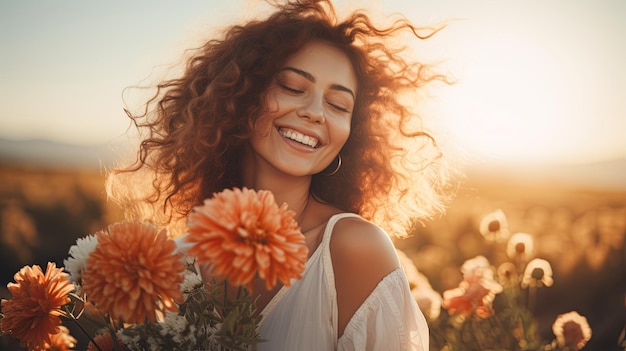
top-left (108, 0), bottom-right (454, 237)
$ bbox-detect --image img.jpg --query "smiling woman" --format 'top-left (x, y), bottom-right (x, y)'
top-left (104, 0), bottom-right (457, 349)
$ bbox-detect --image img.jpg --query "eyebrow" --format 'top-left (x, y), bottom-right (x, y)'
top-left (281, 66), bottom-right (355, 100)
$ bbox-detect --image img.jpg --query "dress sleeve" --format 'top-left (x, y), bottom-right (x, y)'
top-left (337, 267), bottom-right (429, 351)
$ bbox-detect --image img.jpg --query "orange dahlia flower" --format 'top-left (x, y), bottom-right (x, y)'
top-left (82, 221), bottom-right (185, 324)
top-left (1, 262), bottom-right (74, 351)
top-left (46, 325), bottom-right (77, 351)
top-left (186, 187), bottom-right (308, 291)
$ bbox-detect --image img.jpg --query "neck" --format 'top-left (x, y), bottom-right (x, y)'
top-left (242, 148), bottom-right (313, 228)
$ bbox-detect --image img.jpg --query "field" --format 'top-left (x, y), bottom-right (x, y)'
top-left (1, 163), bottom-right (624, 350)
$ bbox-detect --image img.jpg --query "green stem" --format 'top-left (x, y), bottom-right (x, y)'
top-left (469, 316), bottom-right (485, 351)
top-left (527, 285), bottom-right (537, 314)
top-left (223, 279), bottom-right (229, 316)
top-left (63, 305), bottom-right (104, 351)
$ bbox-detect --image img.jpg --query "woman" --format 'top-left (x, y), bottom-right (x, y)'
top-left (109, 0), bottom-right (453, 349)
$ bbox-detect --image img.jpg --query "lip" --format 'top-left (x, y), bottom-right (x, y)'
top-left (276, 124), bottom-right (324, 147)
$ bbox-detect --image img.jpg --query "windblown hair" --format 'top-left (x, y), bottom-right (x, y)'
top-left (108, 0), bottom-right (455, 237)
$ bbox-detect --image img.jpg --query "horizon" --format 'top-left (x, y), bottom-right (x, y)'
top-left (1, 136), bottom-right (625, 192)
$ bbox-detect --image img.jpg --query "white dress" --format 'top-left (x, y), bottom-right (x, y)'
top-left (256, 213), bottom-right (429, 351)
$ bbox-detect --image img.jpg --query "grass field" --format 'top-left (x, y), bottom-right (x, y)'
top-left (1, 163), bottom-right (624, 350)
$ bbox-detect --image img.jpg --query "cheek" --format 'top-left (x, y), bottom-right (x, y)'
top-left (335, 120), bottom-right (352, 148)
top-left (331, 124), bottom-right (350, 151)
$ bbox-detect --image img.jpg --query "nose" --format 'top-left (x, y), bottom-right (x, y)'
top-left (296, 92), bottom-right (325, 124)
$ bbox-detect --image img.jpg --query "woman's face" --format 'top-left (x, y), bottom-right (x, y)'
top-left (250, 40), bottom-right (357, 177)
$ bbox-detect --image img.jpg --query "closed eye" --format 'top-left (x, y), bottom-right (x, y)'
top-left (327, 101), bottom-right (350, 113)
top-left (278, 83), bottom-right (303, 94)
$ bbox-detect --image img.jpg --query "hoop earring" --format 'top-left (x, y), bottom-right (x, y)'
top-left (322, 154), bottom-right (342, 176)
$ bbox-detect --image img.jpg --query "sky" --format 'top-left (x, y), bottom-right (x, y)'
top-left (1, 0), bottom-right (625, 165)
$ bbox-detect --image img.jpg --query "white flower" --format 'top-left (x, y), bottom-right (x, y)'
top-left (63, 234), bottom-right (98, 292)
top-left (497, 262), bottom-right (518, 286)
top-left (412, 287), bottom-right (442, 320)
top-left (397, 249), bottom-right (431, 290)
top-left (461, 255), bottom-right (491, 280)
top-left (181, 270), bottom-right (204, 296)
top-left (552, 311), bottom-right (592, 350)
top-left (521, 258), bottom-right (553, 288)
top-left (506, 232), bottom-right (535, 261)
top-left (161, 313), bottom-right (192, 344)
top-left (479, 209), bottom-right (510, 242)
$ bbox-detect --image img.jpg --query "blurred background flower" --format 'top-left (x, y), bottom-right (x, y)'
top-left (397, 208), bottom-right (613, 351)
top-left (551, 311), bottom-right (592, 351)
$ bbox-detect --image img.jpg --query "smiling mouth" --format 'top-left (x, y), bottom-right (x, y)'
top-left (278, 127), bottom-right (320, 148)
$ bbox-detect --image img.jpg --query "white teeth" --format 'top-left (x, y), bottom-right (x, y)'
top-left (279, 128), bottom-right (319, 148)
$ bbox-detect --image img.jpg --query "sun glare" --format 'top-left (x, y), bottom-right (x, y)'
top-left (430, 18), bottom-right (619, 165)
top-left (441, 33), bottom-right (571, 163)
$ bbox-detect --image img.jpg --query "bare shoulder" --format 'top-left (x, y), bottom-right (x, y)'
top-left (330, 216), bottom-right (400, 272)
top-left (330, 216), bottom-right (401, 336)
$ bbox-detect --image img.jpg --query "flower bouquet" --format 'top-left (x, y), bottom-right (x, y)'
top-left (0, 187), bottom-right (308, 351)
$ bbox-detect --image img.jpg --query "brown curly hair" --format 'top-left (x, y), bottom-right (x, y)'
top-left (108, 0), bottom-right (454, 237)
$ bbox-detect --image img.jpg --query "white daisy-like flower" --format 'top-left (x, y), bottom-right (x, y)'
top-left (63, 234), bottom-right (98, 291)
top-left (521, 258), bottom-right (554, 288)
top-left (552, 311), bottom-right (592, 350)
top-left (479, 209), bottom-right (510, 243)
top-left (180, 270), bottom-right (204, 296)
top-left (506, 232), bottom-right (535, 261)
top-left (397, 249), bottom-right (431, 290)
top-left (461, 255), bottom-right (491, 280)
top-left (412, 287), bottom-right (442, 321)
top-left (161, 312), bottom-right (191, 344)
top-left (497, 262), bottom-right (519, 286)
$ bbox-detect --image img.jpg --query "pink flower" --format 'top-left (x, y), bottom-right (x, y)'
top-left (442, 256), bottom-right (502, 318)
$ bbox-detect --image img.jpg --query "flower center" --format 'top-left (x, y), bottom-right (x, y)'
top-left (531, 267), bottom-right (545, 280)
top-left (488, 220), bottom-right (500, 232)
top-left (562, 321), bottom-right (585, 347)
top-left (239, 226), bottom-right (269, 246)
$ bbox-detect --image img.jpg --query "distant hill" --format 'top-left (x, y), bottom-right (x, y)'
top-left (1, 137), bottom-right (625, 190)
top-left (465, 157), bottom-right (626, 191)
top-left (0, 137), bottom-right (132, 169)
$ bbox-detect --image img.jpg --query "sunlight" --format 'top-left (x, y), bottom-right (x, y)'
top-left (441, 32), bottom-right (571, 163)
top-left (429, 14), bottom-right (624, 165)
